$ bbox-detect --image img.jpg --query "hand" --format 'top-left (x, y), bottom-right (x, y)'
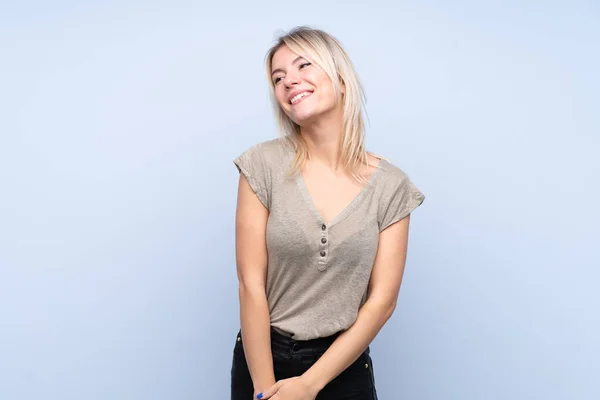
top-left (258, 376), bottom-right (318, 400)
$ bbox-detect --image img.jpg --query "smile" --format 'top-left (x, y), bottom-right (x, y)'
top-left (289, 91), bottom-right (312, 105)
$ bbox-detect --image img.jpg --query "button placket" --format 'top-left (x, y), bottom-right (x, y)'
top-left (318, 223), bottom-right (330, 272)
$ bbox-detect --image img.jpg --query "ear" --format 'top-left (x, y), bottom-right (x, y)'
top-left (339, 76), bottom-right (346, 96)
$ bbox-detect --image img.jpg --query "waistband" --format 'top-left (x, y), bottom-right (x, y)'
top-left (268, 327), bottom-right (371, 359)
top-left (269, 326), bottom-right (341, 350)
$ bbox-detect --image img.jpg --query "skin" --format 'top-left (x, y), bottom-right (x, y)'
top-left (235, 44), bottom-right (413, 400)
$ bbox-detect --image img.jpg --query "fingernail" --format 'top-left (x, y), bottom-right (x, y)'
top-left (256, 393), bottom-right (263, 399)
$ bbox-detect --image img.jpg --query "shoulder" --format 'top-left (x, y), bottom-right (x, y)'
top-left (371, 154), bottom-right (411, 187)
top-left (234, 137), bottom-right (295, 181)
top-left (257, 136), bottom-right (294, 158)
top-left (370, 154), bottom-right (426, 227)
top-left (371, 153), bottom-right (424, 201)
top-left (240, 137), bottom-right (294, 162)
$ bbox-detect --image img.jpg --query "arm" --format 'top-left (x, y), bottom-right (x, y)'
top-left (235, 174), bottom-right (276, 396)
top-left (301, 215), bottom-right (412, 393)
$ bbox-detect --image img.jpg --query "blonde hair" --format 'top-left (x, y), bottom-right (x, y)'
top-left (265, 26), bottom-right (375, 183)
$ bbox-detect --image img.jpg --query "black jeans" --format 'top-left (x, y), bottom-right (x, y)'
top-left (231, 327), bottom-right (378, 400)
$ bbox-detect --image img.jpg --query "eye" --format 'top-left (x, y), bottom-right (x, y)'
top-left (300, 62), bottom-right (311, 69)
top-left (274, 76), bottom-right (283, 84)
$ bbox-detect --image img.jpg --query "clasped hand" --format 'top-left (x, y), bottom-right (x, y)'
top-left (257, 376), bottom-right (318, 400)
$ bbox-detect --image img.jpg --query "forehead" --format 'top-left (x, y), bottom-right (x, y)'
top-left (271, 45), bottom-right (305, 68)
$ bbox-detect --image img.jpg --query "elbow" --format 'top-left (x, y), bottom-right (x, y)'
top-left (236, 263), bottom-right (267, 298)
top-left (381, 300), bottom-right (397, 322)
top-left (238, 279), bottom-right (267, 299)
top-left (366, 297), bottom-right (397, 322)
top-left (386, 301), bottom-right (397, 320)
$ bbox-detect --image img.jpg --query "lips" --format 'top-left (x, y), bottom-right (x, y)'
top-left (288, 90), bottom-right (313, 105)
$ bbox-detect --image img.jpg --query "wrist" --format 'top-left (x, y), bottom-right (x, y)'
top-left (254, 380), bottom-right (276, 397)
top-left (300, 371), bottom-right (325, 395)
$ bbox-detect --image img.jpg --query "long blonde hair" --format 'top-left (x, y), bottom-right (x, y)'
top-left (265, 26), bottom-right (375, 183)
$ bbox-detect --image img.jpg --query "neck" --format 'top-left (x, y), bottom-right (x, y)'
top-left (300, 108), bottom-right (344, 171)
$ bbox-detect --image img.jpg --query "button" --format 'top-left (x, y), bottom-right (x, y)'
top-left (237, 337), bottom-right (241, 342)
top-left (320, 251), bottom-right (326, 257)
top-left (365, 363), bottom-right (369, 369)
top-left (291, 343), bottom-right (299, 352)
top-left (321, 224), bottom-right (326, 231)
top-left (321, 238), bottom-right (327, 244)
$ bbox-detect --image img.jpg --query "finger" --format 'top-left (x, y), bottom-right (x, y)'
top-left (257, 377), bottom-right (298, 399)
top-left (257, 381), bottom-right (282, 399)
top-left (259, 380), bottom-right (286, 399)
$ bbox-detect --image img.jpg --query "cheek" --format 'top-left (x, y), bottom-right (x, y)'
top-left (316, 87), bottom-right (337, 107)
top-left (313, 76), bottom-right (336, 100)
top-left (275, 88), bottom-right (288, 106)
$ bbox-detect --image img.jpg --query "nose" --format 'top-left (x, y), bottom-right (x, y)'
top-left (283, 73), bottom-right (300, 88)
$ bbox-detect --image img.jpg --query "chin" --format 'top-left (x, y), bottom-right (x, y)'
top-left (292, 112), bottom-right (315, 124)
top-left (291, 106), bottom-right (322, 123)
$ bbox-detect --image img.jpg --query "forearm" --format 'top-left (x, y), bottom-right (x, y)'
top-left (301, 299), bottom-right (395, 392)
top-left (239, 284), bottom-right (276, 393)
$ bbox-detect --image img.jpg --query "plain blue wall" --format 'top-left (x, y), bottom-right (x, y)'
top-left (1, 1), bottom-right (598, 399)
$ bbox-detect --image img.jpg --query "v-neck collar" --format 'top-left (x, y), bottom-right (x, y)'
top-left (295, 159), bottom-right (387, 228)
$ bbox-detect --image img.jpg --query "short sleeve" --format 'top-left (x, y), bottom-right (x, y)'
top-left (379, 175), bottom-right (425, 232)
top-left (233, 143), bottom-right (271, 209)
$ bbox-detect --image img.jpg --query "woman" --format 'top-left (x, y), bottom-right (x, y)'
top-left (231, 26), bottom-right (425, 400)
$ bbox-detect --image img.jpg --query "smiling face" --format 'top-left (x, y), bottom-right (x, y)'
top-left (270, 45), bottom-right (342, 125)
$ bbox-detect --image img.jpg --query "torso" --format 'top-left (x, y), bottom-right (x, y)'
top-left (300, 154), bottom-right (381, 225)
top-left (233, 137), bottom-right (425, 340)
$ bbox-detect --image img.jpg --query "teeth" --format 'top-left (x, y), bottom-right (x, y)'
top-left (290, 91), bottom-right (311, 104)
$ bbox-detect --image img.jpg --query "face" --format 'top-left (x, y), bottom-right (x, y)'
top-left (270, 45), bottom-right (342, 125)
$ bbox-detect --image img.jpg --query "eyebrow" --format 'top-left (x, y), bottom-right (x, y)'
top-left (271, 56), bottom-right (305, 77)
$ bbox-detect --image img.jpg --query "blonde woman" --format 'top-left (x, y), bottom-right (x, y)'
top-left (231, 26), bottom-right (425, 400)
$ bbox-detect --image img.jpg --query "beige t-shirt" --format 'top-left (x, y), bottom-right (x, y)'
top-left (233, 137), bottom-right (425, 340)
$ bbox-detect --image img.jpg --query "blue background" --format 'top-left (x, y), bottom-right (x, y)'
top-left (1, 1), bottom-right (598, 399)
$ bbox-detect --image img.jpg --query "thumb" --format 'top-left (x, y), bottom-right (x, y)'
top-left (257, 377), bottom-right (299, 399)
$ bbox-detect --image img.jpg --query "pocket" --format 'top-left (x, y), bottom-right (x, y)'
top-left (342, 351), bottom-right (374, 385)
top-left (230, 332), bottom-right (253, 392)
top-left (348, 352), bottom-right (372, 374)
top-left (318, 352), bottom-right (374, 398)
top-left (365, 354), bottom-right (378, 399)
top-left (322, 351), bottom-right (373, 392)
top-left (233, 331), bottom-right (244, 357)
